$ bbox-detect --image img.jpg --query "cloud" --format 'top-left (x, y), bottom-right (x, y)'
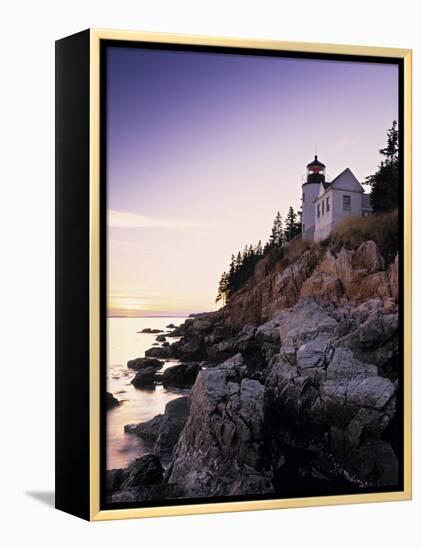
top-left (108, 210), bottom-right (208, 230)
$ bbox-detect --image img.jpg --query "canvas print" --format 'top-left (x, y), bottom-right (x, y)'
top-left (103, 44), bottom-right (403, 507)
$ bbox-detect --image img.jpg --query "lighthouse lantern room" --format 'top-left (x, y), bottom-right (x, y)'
top-left (301, 155), bottom-right (326, 237)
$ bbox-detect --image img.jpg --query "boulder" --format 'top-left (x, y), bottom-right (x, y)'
top-left (335, 310), bottom-right (399, 367)
top-left (145, 346), bottom-right (172, 359)
top-left (138, 328), bottom-right (163, 334)
top-left (232, 324), bottom-right (256, 351)
top-left (207, 338), bottom-right (235, 361)
top-left (131, 366), bottom-right (158, 389)
top-left (161, 363), bottom-right (201, 388)
top-left (106, 392), bottom-right (119, 410)
top-left (154, 396), bottom-right (190, 464)
top-left (256, 317), bottom-right (281, 344)
top-left (123, 397), bottom-right (190, 465)
top-left (166, 323), bottom-right (177, 329)
top-left (296, 339), bottom-right (332, 371)
top-left (127, 357), bottom-right (164, 371)
top-left (106, 468), bottom-right (124, 492)
top-left (352, 240), bottom-right (385, 273)
top-left (279, 299), bottom-right (338, 348)
top-left (124, 414), bottom-right (164, 441)
top-left (168, 365), bottom-right (273, 497)
top-left (156, 334), bottom-right (166, 342)
top-left (119, 454), bottom-right (164, 489)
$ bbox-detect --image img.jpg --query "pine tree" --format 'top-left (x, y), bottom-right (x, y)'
top-left (215, 271), bottom-right (229, 304)
top-left (284, 206), bottom-right (297, 242)
top-left (235, 251), bottom-right (242, 269)
top-left (367, 121), bottom-right (399, 213)
top-left (380, 120), bottom-right (399, 161)
top-left (256, 240), bottom-right (263, 256)
top-left (267, 211), bottom-right (283, 249)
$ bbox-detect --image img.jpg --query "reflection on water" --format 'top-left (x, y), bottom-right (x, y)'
top-left (107, 317), bottom-right (187, 470)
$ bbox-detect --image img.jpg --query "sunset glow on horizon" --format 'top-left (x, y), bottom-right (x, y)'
top-left (106, 46), bottom-right (398, 317)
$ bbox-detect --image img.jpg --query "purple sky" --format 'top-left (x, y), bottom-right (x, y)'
top-left (106, 46), bottom-right (398, 317)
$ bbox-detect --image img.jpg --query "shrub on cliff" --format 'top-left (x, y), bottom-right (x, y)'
top-left (324, 209), bottom-right (399, 263)
top-left (266, 237), bottom-right (311, 270)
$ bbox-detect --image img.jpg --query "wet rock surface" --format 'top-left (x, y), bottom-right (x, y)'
top-left (106, 392), bottom-right (120, 410)
top-left (161, 363), bottom-right (201, 388)
top-left (127, 357), bottom-right (164, 371)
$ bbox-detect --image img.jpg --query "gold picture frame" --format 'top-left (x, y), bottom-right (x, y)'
top-left (56, 28), bottom-right (412, 521)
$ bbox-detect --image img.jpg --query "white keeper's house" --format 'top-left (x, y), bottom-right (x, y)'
top-left (301, 155), bottom-right (372, 242)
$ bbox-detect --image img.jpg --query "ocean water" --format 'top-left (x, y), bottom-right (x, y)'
top-left (106, 317), bottom-right (188, 470)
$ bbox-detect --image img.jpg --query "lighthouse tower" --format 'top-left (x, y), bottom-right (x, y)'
top-left (301, 155), bottom-right (326, 239)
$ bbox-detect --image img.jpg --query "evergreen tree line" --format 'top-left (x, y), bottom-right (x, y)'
top-left (216, 206), bottom-right (302, 304)
top-left (367, 120), bottom-right (399, 212)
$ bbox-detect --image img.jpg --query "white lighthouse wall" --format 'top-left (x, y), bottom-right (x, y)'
top-left (301, 182), bottom-right (320, 236)
top-left (314, 189), bottom-right (334, 241)
top-left (314, 189), bottom-right (363, 241)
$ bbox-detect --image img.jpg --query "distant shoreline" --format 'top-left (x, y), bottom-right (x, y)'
top-left (107, 315), bottom-right (189, 319)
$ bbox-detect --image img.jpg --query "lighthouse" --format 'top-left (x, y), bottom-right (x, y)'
top-left (301, 155), bottom-right (326, 239)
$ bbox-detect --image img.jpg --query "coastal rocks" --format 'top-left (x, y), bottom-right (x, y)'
top-left (297, 339), bottom-right (332, 369)
top-left (156, 334), bottom-right (166, 342)
top-left (301, 242), bottom-right (393, 306)
top-left (109, 483), bottom-right (183, 503)
top-left (106, 392), bottom-right (119, 410)
top-left (266, 339), bottom-right (398, 486)
top-left (162, 363), bottom-right (201, 388)
top-left (145, 346), bottom-right (172, 359)
top-left (106, 468), bottom-right (124, 492)
top-left (352, 240), bottom-right (385, 273)
top-left (124, 414), bottom-right (164, 441)
top-left (335, 309), bottom-right (399, 370)
top-left (172, 336), bottom-right (204, 360)
top-left (154, 396), bottom-right (190, 464)
top-left (166, 323), bottom-right (177, 329)
top-left (127, 357), bottom-right (164, 370)
top-left (120, 454), bottom-right (164, 489)
top-left (124, 397), bottom-right (190, 465)
top-left (256, 316), bottom-right (281, 345)
top-left (106, 454), bottom-right (183, 503)
top-left (138, 328), bottom-right (163, 334)
top-left (131, 366), bottom-right (159, 389)
top-left (279, 299), bottom-right (338, 348)
top-left (273, 248), bottom-right (321, 309)
top-left (167, 364), bottom-right (273, 498)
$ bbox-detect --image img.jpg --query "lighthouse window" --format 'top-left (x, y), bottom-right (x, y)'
top-left (343, 195), bottom-right (351, 211)
top-left (317, 204), bottom-right (320, 218)
top-left (322, 201), bottom-right (325, 215)
top-left (326, 196), bottom-right (330, 212)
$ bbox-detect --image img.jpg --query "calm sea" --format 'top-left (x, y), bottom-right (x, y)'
top-left (107, 316), bottom-right (188, 470)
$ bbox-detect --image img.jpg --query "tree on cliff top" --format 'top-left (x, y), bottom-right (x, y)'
top-left (367, 121), bottom-right (399, 213)
top-left (266, 211), bottom-right (284, 249)
top-left (284, 206), bottom-right (302, 242)
top-left (216, 207), bottom-right (302, 303)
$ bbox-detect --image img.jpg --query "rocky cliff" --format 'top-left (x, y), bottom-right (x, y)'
top-left (223, 239), bottom-right (398, 329)
top-left (108, 240), bottom-right (401, 502)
